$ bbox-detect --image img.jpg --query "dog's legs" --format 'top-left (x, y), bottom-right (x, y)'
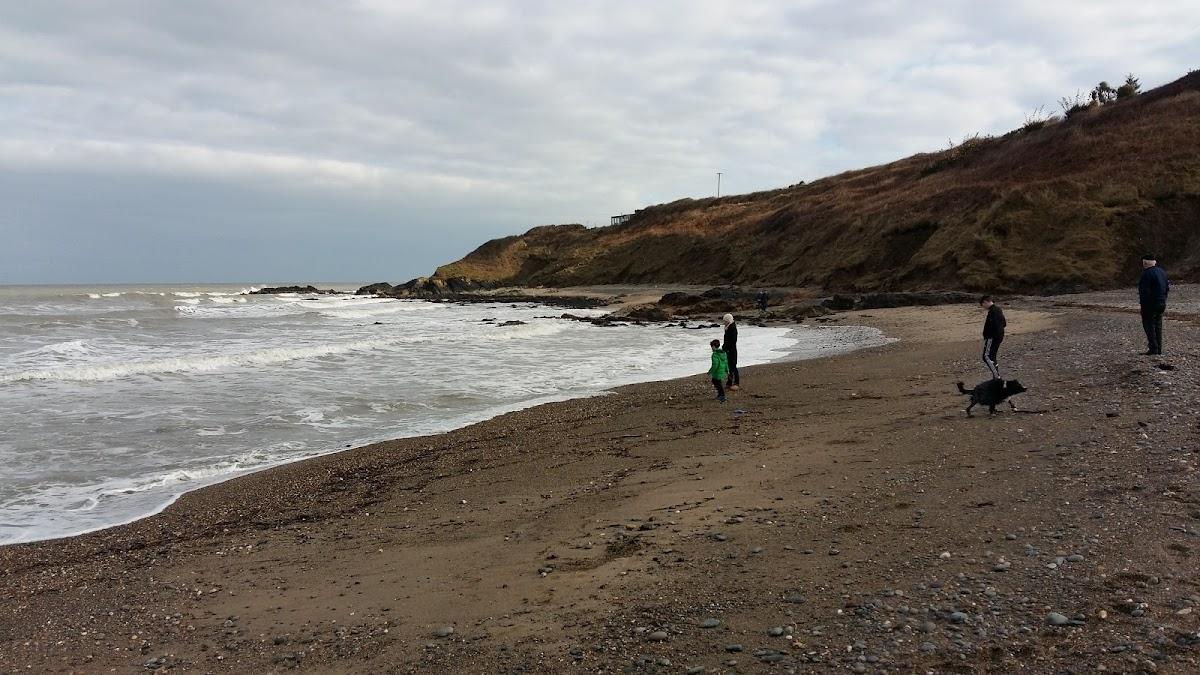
top-left (965, 401), bottom-right (976, 416)
top-left (988, 404), bottom-right (997, 415)
top-left (1008, 400), bottom-right (1018, 411)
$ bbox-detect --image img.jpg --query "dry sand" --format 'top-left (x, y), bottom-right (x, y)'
top-left (2, 289), bottom-right (1198, 673)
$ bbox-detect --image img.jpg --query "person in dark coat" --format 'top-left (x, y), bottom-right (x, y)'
top-left (1138, 254), bottom-right (1169, 355)
top-left (721, 313), bottom-right (740, 391)
top-left (980, 296), bottom-right (1006, 379)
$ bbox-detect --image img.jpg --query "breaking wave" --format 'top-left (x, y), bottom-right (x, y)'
top-left (0, 337), bottom-right (411, 383)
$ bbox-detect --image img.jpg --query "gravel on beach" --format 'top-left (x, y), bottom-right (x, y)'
top-left (2, 288), bottom-right (1198, 673)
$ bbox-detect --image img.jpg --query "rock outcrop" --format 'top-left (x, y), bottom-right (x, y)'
top-left (250, 285), bottom-right (339, 295)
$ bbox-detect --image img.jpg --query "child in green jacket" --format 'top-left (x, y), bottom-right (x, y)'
top-left (709, 339), bottom-right (728, 402)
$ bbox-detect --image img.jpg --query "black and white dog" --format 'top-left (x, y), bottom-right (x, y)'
top-left (956, 379), bottom-right (1026, 416)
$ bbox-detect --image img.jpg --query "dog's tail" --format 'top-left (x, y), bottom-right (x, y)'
top-left (956, 381), bottom-right (970, 395)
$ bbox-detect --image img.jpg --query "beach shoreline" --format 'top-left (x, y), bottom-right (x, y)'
top-left (3, 293), bottom-right (1199, 673)
top-left (1, 311), bottom-right (835, 547)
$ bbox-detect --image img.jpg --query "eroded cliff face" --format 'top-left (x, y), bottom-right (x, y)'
top-left (403, 71), bottom-right (1200, 295)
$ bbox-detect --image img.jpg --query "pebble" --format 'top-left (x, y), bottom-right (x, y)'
top-left (1067, 554), bottom-right (1085, 562)
top-left (700, 618), bottom-right (721, 628)
top-left (647, 631), bottom-right (669, 642)
top-left (949, 611), bottom-right (969, 624)
top-left (768, 626), bottom-right (785, 636)
top-left (1046, 612), bottom-right (1070, 626)
top-left (433, 626), bottom-right (455, 638)
top-left (725, 644), bottom-right (743, 652)
top-left (686, 667), bottom-right (706, 674)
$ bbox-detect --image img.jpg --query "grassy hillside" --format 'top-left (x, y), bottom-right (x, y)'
top-left (431, 71), bottom-right (1200, 294)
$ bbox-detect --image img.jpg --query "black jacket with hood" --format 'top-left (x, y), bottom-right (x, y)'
top-left (983, 305), bottom-right (1006, 340)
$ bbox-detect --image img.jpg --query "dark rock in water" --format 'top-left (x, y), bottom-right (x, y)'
top-left (619, 305), bottom-right (671, 322)
top-left (358, 276), bottom-right (609, 308)
top-left (356, 281), bottom-right (394, 296)
top-left (655, 287), bottom-right (764, 316)
top-left (658, 292), bottom-right (707, 306)
top-left (497, 320), bottom-right (526, 327)
top-left (251, 285), bottom-right (338, 295)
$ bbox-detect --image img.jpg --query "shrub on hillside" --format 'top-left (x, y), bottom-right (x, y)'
top-left (1058, 90), bottom-right (1095, 119)
top-left (1090, 81), bottom-right (1117, 105)
top-left (1116, 73), bottom-right (1141, 99)
top-left (919, 133), bottom-right (994, 176)
top-left (1022, 106), bottom-right (1057, 132)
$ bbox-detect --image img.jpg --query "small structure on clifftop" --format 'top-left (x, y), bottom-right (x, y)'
top-left (610, 214), bottom-right (633, 226)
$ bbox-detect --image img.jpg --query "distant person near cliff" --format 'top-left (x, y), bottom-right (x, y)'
top-left (722, 314), bottom-right (740, 391)
top-left (1138, 254), bottom-right (1169, 356)
top-left (980, 296), bottom-right (1006, 379)
top-left (708, 339), bottom-right (728, 403)
top-left (756, 290), bottom-right (769, 315)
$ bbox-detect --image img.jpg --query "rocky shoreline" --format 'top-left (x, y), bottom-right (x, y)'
top-left (356, 279), bottom-right (990, 323)
top-left (2, 289), bottom-right (1198, 673)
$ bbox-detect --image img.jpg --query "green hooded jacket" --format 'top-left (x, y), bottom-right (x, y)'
top-left (709, 349), bottom-right (729, 380)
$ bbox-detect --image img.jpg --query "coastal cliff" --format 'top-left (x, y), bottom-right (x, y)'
top-left (401, 71), bottom-right (1200, 296)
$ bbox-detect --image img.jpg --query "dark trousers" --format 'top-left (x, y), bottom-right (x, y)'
top-left (712, 378), bottom-right (725, 400)
top-left (982, 337), bottom-right (1002, 379)
top-left (1141, 303), bottom-right (1165, 354)
top-left (725, 348), bottom-right (739, 386)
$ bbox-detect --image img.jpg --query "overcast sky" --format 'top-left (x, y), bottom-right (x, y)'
top-left (1, 1), bottom-right (1197, 284)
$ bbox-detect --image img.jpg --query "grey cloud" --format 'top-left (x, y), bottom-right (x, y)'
top-left (1, 0), bottom-right (1197, 283)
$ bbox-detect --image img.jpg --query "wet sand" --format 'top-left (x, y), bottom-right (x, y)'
top-left (2, 291), bottom-right (1199, 673)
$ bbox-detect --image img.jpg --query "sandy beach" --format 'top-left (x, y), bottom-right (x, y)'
top-left (2, 289), bottom-right (1198, 673)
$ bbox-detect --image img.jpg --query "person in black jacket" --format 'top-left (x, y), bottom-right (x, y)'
top-left (721, 313), bottom-right (740, 391)
top-left (980, 296), bottom-right (1005, 379)
top-left (1138, 254), bottom-right (1169, 355)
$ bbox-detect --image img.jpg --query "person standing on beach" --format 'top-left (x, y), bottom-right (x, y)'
top-left (1138, 254), bottom-right (1169, 355)
top-left (980, 296), bottom-right (1005, 379)
top-left (708, 339), bottom-right (728, 402)
top-left (721, 313), bottom-right (740, 391)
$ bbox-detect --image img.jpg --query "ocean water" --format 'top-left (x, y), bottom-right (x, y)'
top-left (0, 284), bottom-right (892, 545)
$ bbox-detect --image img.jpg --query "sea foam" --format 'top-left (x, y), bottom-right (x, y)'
top-left (0, 336), bottom-right (414, 383)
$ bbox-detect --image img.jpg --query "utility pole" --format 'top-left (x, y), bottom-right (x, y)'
top-left (716, 172), bottom-right (722, 198)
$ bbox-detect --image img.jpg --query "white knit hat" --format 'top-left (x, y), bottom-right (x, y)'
top-left (722, 313), bottom-right (734, 325)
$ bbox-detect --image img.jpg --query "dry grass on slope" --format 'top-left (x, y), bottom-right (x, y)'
top-left (433, 71), bottom-right (1200, 294)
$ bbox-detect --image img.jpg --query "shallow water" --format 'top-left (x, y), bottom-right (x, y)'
top-left (0, 284), bottom-right (891, 544)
